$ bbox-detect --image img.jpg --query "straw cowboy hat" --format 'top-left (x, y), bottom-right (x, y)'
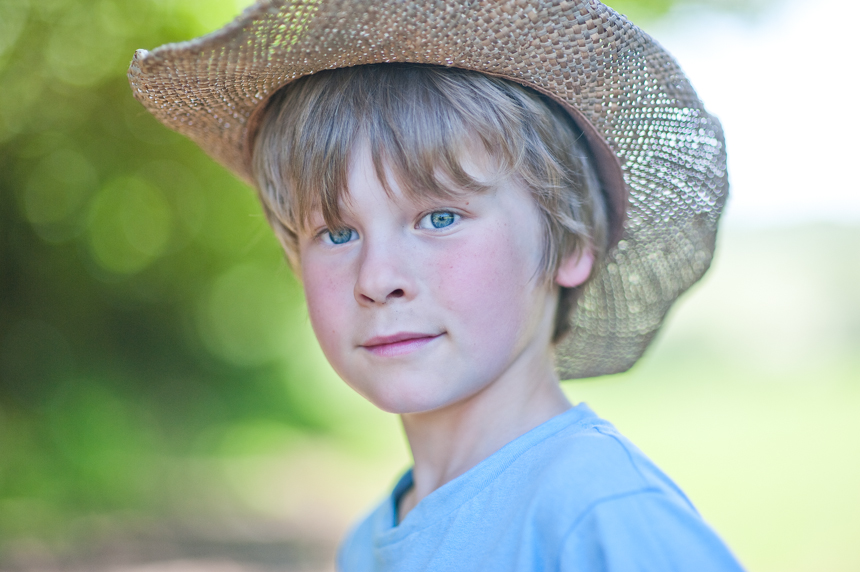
top-left (127, 0), bottom-right (728, 379)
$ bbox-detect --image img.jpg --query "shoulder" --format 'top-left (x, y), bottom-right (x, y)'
top-left (559, 489), bottom-right (745, 571)
top-left (511, 410), bottom-right (744, 570)
top-left (517, 410), bottom-right (693, 514)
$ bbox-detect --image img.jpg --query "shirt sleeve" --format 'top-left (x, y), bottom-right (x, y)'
top-left (559, 489), bottom-right (746, 572)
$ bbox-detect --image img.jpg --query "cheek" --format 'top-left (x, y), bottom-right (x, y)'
top-left (430, 227), bottom-right (539, 346)
top-left (301, 258), bottom-right (352, 356)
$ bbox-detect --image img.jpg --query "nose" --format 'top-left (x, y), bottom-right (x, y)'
top-left (354, 236), bottom-right (414, 305)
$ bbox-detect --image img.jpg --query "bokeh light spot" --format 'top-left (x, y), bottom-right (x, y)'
top-left (197, 263), bottom-right (299, 366)
top-left (0, 62), bottom-right (45, 142)
top-left (45, 3), bottom-right (120, 87)
top-left (143, 160), bottom-right (206, 241)
top-left (0, 0), bottom-right (30, 61)
top-left (87, 176), bottom-right (173, 275)
top-left (22, 149), bottom-right (97, 227)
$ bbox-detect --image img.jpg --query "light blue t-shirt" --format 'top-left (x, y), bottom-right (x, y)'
top-left (338, 403), bottom-right (744, 572)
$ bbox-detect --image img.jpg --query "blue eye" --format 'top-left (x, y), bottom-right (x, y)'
top-left (424, 211), bottom-right (458, 229)
top-left (325, 228), bottom-right (356, 245)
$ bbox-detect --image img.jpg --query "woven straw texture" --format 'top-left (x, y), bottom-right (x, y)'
top-left (128, 0), bottom-right (728, 380)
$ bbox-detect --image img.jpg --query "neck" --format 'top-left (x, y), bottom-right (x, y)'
top-left (398, 346), bottom-right (571, 520)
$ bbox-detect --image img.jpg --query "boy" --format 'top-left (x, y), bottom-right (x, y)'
top-left (129, 0), bottom-right (741, 570)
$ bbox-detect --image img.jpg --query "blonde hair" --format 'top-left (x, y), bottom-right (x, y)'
top-left (252, 64), bottom-right (607, 342)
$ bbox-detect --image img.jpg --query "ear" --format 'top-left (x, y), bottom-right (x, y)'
top-left (555, 248), bottom-right (594, 288)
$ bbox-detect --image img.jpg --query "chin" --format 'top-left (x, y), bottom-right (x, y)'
top-left (357, 373), bottom-right (475, 415)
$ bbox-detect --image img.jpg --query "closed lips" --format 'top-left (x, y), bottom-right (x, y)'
top-left (361, 332), bottom-right (443, 356)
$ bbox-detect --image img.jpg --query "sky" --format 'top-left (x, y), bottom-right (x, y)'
top-left (647, 0), bottom-right (860, 227)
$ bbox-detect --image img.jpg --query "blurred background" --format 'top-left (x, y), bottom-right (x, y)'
top-left (0, 0), bottom-right (858, 570)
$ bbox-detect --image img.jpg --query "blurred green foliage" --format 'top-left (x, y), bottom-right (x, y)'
top-left (0, 0), bottom-right (334, 544)
top-left (0, 0), bottom-right (788, 554)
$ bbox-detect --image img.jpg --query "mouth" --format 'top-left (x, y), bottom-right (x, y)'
top-left (360, 331), bottom-right (444, 357)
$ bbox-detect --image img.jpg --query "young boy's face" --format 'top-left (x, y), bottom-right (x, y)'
top-left (297, 141), bottom-right (562, 415)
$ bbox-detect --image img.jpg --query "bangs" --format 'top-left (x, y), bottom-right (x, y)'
top-left (255, 64), bottom-right (533, 233)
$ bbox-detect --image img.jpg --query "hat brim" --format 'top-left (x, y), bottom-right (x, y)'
top-left (128, 0), bottom-right (728, 379)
